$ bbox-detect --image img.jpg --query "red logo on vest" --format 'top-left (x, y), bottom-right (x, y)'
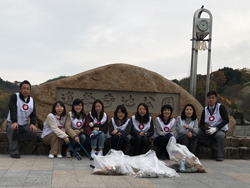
top-left (96, 121), bottom-right (101, 125)
top-left (138, 124), bottom-right (144, 130)
top-left (22, 104), bottom-right (29, 110)
top-left (164, 127), bottom-right (169, 132)
top-left (76, 121), bottom-right (82, 127)
top-left (209, 116), bottom-right (215, 121)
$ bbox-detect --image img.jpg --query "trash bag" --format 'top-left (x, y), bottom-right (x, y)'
top-left (166, 137), bottom-right (206, 173)
top-left (93, 149), bottom-right (179, 178)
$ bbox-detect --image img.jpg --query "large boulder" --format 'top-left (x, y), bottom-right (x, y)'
top-left (226, 116), bottom-right (236, 136)
top-left (30, 63), bottom-right (204, 129)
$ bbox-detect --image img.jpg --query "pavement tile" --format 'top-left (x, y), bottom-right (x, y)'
top-left (99, 176), bottom-right (133, 187)
top-left (78, 181), bottom-right (106, 187)
top-left (125, 177), bottom-right (157, 188)
top-left (9, 158), bottom-right (36, 170)
top-left (52, 170), bottom-right (79, 187)
top-left (0, 169), bottom-right (7, 178)
top-left (225, 173), bottom-right (250, 184)
top-left (32, 158), bottom-right (53, 170)
top-left (0, 158), bottom-right (16, 169)
top-left (0, 155), bottom-right (250, 188)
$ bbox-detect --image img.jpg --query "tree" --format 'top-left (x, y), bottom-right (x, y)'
top-left (210, 71), bottom-right (226, 87)
top-left (240, 68), bottom-right (250, 84)
top-left (179, 77), bottom-right (190, 92)
top-left (42, 76), bottom-right (68, 84)
top-left (171, 79), bottom-right (179, 85)
top-left (219, 67), bottom-right (242, 86)
top-left (196, 79), bottom-right (217, 107)
top-left (0, 89), bottom-right (10, 118)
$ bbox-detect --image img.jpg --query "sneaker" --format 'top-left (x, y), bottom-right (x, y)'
top-left (91, 150), bottom-right (96, 158)
top-left (57, 154), bottom-right (63, 158)
top-left (66, 152), bottom-right (71, 158)
top-left (97, 150), bottom-right (103, 156)
top-left (48, 154), bottom-right (54, 159)
top-left (11, 154), bottom-right (20, 159)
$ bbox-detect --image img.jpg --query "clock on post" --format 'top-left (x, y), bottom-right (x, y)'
top-left (196, 18), bottom-right (210, 39)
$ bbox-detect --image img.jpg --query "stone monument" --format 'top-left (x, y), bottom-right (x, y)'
top-left (30, 63), bottom-right (204, 129)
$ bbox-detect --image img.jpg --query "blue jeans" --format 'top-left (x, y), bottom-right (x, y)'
top-left (69, 133), bottom-right (86, 149)
top-left (91, 130), bottom-right (105, 149)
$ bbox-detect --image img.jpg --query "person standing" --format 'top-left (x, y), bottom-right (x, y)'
top-left (6, 80), bottom-right (37, 158)
top-left (197, 91), bottom-right (229, 161)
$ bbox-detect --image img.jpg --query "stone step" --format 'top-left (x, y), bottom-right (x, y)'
top-left (1, 131), bottom-right (250, 159)
top-left (234, 126), bottom-right (250, 136)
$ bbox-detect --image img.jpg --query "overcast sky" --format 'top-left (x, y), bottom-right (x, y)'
top-left (1, 0), bottom-right (250, 85)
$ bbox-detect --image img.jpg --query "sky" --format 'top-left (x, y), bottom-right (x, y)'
top-left (1, 0), bottom-right (250, 85)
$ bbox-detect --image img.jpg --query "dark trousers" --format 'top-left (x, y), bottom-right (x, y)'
top-left (176, 134), bottom-right (197, 154)
top-left (153, 136), bottom-right (170, 157)
top-left (111, 134), bottom-right (128, 153)
top-left (197, 129), bottom-right (226, 158)
top-left (6, 121), bottom-right (36, 155)
top-left (130, 135), bottom-right (150, 155)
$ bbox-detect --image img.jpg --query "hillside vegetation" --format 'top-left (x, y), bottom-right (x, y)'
top-left (0, 68), bottom-right (250, 125)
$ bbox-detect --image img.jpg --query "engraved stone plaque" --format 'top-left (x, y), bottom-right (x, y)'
top-left (57, 88), bottom-right (180, 114)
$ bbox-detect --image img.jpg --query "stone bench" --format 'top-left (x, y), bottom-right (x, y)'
top-left (1, 132), bottom-right (250, 159)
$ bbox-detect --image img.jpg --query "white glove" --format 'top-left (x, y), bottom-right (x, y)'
top-left (208, 127), bottom-right (217, 135)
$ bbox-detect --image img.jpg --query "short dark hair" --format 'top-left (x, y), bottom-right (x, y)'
top-left (20, 80), bottom-right (31, 89)
top-left (161, 104), bottom-right (173, 116)
top-left (207, 90), bottom-right (217, 97)
top-left (135, 103), bottom-right (150, 123)
top-left (71, 98), bottom-right (86, 119)
top-left (181, 104), bottom-right (197, 121)
top-left (91, 99), bottom-right (104, 120)
top-left (114, 105), bottom-right (128, 120)
top-left (51, 101), bottom-right (66, 117)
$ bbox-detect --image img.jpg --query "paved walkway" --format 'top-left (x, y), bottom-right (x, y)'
top-left (0, 154), bottom-right (250, 188)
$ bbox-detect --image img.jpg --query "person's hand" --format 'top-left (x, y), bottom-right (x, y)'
top-left (80, 128), bottom-right (84, 133)
top-left (183, 124), bottom-right (189, 129)
top-left (11, 123), bottom-right (18, 131)
top-left (61, 129), bottom-right (65, 133)
top-left (64, 137), bottom-right (70, 143)
top-left (165, 133), bottom-right (173, 138)
top-left (117, 132), bottom-right (122, 136)
top-left (112, 130), bottom-right (118, 135)
top-left (93, 127), bottom-right (99, 131)
top-left (139, 132), bottom-right (147, 136)
top-left (90, 133), bottom-right (96, 139)
top-left (30, 124), bottom-right (37, 133)
top-left (75, 136), bottom-right (80, 144)
top-left (89, 122), bottom-right (94, 127)
top-left (187, 132), bottom-right (192, 138)
top-left (207, 127), bottom-right (217, 135)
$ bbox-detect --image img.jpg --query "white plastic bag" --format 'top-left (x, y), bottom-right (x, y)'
top-left (93, 149), bottom-right (179, 177)
top-left (166, 137), bottom-right (206, 173)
